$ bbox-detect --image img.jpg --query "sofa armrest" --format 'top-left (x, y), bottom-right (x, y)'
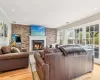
top-left (44, 64), bottom-right (49, 80)
top-left (34, 52), bottom-right (44, 66)
top-left (34, 52), bottom-right (49, 80)
top-left (0, 52), bottom-right (29, 60)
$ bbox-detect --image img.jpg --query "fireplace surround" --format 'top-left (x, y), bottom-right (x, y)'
top-left (29, 36), bottom-right (46, 51)
top-left (32, 40), bottom-right (44, 50)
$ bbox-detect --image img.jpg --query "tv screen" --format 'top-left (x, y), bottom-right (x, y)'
top-left (30, 25), bottom-right (45, 36)
top-left (16, 36), bottom-right (21, 42)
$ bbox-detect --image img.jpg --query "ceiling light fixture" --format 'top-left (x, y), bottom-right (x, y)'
top-left (66, 22), bottom-right (69, 24)
top-left (94, 8), bottom-right (97, 10)
top-left (24, 19), bottom-right (27, 21)
top-left (12, 9), bottom-right (15, 11)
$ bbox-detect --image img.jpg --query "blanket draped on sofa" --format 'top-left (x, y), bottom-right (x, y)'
top-left (59, 45), bottom-right (87, 56)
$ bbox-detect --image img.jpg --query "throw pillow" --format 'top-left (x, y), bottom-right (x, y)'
top-left (1, 46), bottom-right (11, 54)
top-left (11, 47), bottom-right (20, 53)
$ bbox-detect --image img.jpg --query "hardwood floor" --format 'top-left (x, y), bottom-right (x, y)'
top-left (0, 64), bottom-right (100, 80)
top-left (73, 64), bottom-right (100, 80)
top-left (0, 68), bottom-right (33, 80)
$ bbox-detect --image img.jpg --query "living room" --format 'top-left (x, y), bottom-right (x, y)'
top-left (0, 0), bottom-right (100, 80)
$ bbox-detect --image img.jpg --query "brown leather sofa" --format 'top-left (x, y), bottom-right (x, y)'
top-left (34, 45), bottom-right (93, 80)
top-left (0, 46), bottom-right (29, 72)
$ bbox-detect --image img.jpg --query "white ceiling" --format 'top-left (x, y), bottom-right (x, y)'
top-left (0, 0), bottom-right (100, 28)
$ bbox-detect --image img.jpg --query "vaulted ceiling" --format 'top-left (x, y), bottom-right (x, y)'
top-left (0, 0), bottom-right (100, 28)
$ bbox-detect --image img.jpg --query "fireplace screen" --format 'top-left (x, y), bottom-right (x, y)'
top-left (32, 40), bottom-right (44, 50)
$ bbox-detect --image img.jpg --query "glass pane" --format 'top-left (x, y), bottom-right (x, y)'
top-left (94, 37), bottom-right (99, 45)
top-left (77, 29), bottom-right (80, 38)
top-left (60, 40), bottom-right (63, 45)
top-left (90, 38), bottom-right (93, 44)
top-left (94, 46), bottom-right (99, 51)
top-left (90, 32), bottom-right (94, 38)
top-left (79, 31), bottom-right (82, 39)
top-left (75, 39), bottom-right (77, 44)
top-left (75, 29), bottom-right (77, 38)
top-left (86, 39), bottom-right (89, 44)
top-left (94, 51), bottom-right (99, 58)
top-left (80, 28), bottom-right (82, 31)
top-left (86, 26), bottom-right (89, 32)
top-left (95, 24), bottom-right (99, 31)
top-left (77, 29), bottom-right (79, 33)
top-left (94, 45), bottom-right (99, 58)
top-left (86, 32), bottom-right (90, 38)
top-left (94, 31), bottom-right (99, 37)
top-left (68, 39), bottom-right (73, 44)
top-left (90, 25), bottom-right (94, 31)
top-left (80, 39), bottom-right (82, 44)
top-left (82, 39), bottom-right (85, 45)
top-left (77, 39), bottom-right (80, 44)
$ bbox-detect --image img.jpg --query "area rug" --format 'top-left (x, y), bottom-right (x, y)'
top-left (33, 72), bottom-right (40, 80)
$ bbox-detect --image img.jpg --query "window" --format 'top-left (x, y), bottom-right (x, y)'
top-left (94, 24), bottom-right (99, 58)
top-left (67, 29), bottom-right (75, 44)
top-left (86, 24), bottom-right (99, 58)
top-left (75, 28), bottom-right (83, 45)
top-left (57, 30), bottom-right (64, 45)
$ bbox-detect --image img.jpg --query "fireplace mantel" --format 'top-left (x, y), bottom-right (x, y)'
top-left (29, 36), bottom-right (46, 51)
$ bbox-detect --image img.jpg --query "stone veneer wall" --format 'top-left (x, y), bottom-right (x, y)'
top-left (12, 24), bottom-right (57, 51)
top-left (12, 24), bottom-right (30, 51)
top-left (46, 28), bottom-right (57, 46)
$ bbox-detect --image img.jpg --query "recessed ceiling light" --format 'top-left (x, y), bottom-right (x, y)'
top-left (94, 8), bottom-right (97, 10)
top-left (12, 9), bottom-right (15, 11)
top-left (66, 22), bottom-right (69, 23)
top-left (24, 19), bottom-right (28, 21)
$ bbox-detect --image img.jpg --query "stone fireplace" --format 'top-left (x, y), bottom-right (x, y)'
top-left (29, 36), bottom-right (46, 51)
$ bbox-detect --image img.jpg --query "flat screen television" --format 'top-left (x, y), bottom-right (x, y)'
top-left (16, 36), bottom-right (21, 42)
top-left (30, 25), bottom-right (45, 36)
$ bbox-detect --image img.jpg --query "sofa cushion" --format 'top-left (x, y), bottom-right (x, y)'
top-left (1, 46), bottom-right (11, 54)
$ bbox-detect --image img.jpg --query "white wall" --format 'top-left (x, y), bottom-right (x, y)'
top-left (0, 9), bottom-right (11, 46)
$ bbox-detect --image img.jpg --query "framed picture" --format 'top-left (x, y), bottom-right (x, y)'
top-left (30, 25), bottom-right (45, 36)
top-left (0, 21), bottom-right (8, 37)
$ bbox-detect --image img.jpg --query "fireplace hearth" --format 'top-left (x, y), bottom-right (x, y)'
top-left (32, 40), bottom-right (44, 50)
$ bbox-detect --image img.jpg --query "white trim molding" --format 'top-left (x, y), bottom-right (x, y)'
top-left (29, 36), bottom-right (46, 51)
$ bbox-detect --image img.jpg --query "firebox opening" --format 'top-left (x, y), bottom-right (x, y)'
top-left (33, 40), bottom-right (44, 50)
